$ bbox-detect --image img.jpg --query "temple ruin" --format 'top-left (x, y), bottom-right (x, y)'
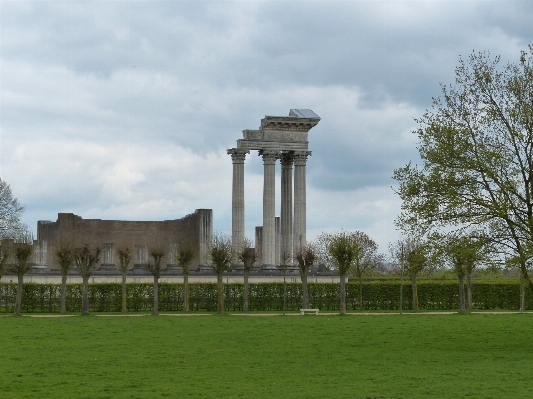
top-left (227, 109), bottom-right (320, 268)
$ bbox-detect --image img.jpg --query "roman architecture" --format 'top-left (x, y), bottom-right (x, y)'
top-left (34, 209), bottom-right (213, 271)
top-left (228, 109), bottom-right (320, 268)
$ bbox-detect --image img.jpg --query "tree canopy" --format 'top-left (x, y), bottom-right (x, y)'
top-left (0, 178), bottom-right (24, 239)
top-left (394, 45), bottom-right (533, 284)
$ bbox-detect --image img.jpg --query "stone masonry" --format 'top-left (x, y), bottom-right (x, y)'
top-left (35, 209), bottom-right (213, 271)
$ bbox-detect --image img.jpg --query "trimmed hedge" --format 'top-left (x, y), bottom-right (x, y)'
top-left (0, 281), bottom-right (531, 313)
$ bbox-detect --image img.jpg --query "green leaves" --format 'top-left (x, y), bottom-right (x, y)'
top-left (394, 45), bottom-right (533, 268)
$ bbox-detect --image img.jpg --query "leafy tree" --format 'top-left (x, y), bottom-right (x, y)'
top-left (295, 243), bottom-right (317, 309)
top-left (55, 239), bottom-right (74, 314)
top-left (9, 232), bottom-right (34, 316)
top-left (394, 46), bottom-right (533, 291)
top-left (116, 243), bottom-right (133, 313)
top-left (147, 246), bottom-right (166, 316)
top-left (172, 242), bottom-right (196, 312)
top-left (208, 233), bottom-right (234, 314)
top-left (237, 238), bottom-right (257, 313)
top-left (0, 239), bottom-right (11, 280)
top-left (318, 231), bottom-right (360, 314)
top-left (74, 244), bottom-right (101, 315)
top-left (0, 178), bottom-right (24, 239)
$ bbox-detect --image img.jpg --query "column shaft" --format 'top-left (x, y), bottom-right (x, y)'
top-left (280, 153), bottom-right (294, 265)
top-left (228, 149), bottom-right (249, 255)
top-left (260, 150), bottom-right (279, 268)
top-left (275, 216), bottom-right (281, 266)
top-left (293, 151), bottom-right (311, 255)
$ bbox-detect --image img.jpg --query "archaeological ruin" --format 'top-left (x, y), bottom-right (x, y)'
top-left (228, 109), bottom-right (320, 268)
top-left (2, 109), bottom-right (322, 280)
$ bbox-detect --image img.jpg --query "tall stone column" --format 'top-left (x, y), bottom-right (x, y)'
top-left (280, 152), bottom-right (294, 265)
top-left (227, 149), bottom-right (249, 256)
top-left (260, 150), bottom-right (279, 268)
top-left (293, 151), bottom-right (311, 255)
top-left (275, 216), bottom-right (281, 266)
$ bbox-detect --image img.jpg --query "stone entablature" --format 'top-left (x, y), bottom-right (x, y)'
top-left (237, 109), bottom-right (320, 152)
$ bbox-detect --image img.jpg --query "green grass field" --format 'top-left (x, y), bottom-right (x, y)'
top-left (1, 313), bottom-right (532, 398)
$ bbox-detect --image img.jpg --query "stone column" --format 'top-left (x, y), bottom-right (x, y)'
top-left (280, 152), bottom-right (294, 265)
top-left (255, 226), bottom-right (263, 264)
top-left (293, 151), bottom-right (311, 255)
top-left (260, 150), bottom-right (279, 268)
top-left (227, 149), bottom-right (249, 255)
top-left (275, 216), bottom-right (281, 266)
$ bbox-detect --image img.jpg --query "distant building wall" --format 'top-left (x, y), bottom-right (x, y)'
top-left (37, 209), bottom-right (213, 270)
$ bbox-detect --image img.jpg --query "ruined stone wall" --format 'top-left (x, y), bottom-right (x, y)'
top-left (37, 209), bottom-right (212, 271)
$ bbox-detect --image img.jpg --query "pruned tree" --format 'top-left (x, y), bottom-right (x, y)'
top-left (55, 239), bottom-right (74, 314)
top-left (9, 231), bottom-right (34, 316)
top-left (344, 232), bottom-right (381, 311)
top-left (389, 239), bottom-right (409, 314)
top-left (436, 233), bottom-right (489, 312)
top-left (295, 243), bottom-right (317, 310)
top-left (207, 232), bottom-right (234, 314)
top-left (147, 246), bottom-right (166, 315)
top-left (405, 243), bottom-right (427, 311)
top-left (116, 243), bottom-right (133, 313)
top-left (505, 254), bottom-right (532, 312)
top-left (0, 178), bottom-right (24, 239)
top-left (237, 238), bottom-right (257, 313)
top-left (318, 231), bottom-right (360, 314)
top-left (394, 46), bottom-right (533, 292)
top-left (74, 244), bottom-right (101, 315)
top-left (278, 249), bottom-right (292, 315)
top-left (172, 242), bottom-right (196, 312)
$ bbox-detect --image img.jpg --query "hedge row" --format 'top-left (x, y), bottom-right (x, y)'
top-left (0, 281), bottom-right (531, 313)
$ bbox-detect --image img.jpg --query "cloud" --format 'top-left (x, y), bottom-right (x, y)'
top-left (1, 0), bottom-right (532, 254)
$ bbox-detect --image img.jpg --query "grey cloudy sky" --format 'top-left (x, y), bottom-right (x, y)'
top-left (1, 0), bottom-right (532, 252)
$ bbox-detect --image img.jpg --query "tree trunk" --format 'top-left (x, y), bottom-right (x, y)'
top-left (518, 262), bottom-right (533, 293)
top-left (466, 271), bottom-right (473, 310)
top-left (183, 273), bottom-right (189, 312)
top-left (283, 267), bottom-right (287, 315)
top-left (358, 274), bottom-right (363, 311)
top-left (14, 272), bottom-right (23, 316)
top-left (60, 273), bottom-right (67, 314)
top-left (81, 275), bottom-right (90, 315)
top-left (411, 273), bottom-right (418, 311)
top-left (243, 269), bottom-right (249, 312)
top-left (301, 270), bottom-right (309, 309)
top-left (121, 271), bottom-right (127, 313)
top-left (339, 273), bottom-right (346, 314)
top-left (520, 278), bottom-right (526, 312)
top-left (458, 274), bottom-right (466, 314)
top-left (399, 268), bottom-right (404, 314)
top-left (217, 272), bottom-right (224, 314)
top-left (152, 275), bottom-right (159, 315)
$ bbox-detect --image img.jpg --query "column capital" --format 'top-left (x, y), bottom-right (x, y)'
top-left (227, 148), bottom-right (250, 163)
top-left (293, 151), bottom-right (312, 166)
top-left (259, 150), bottom-right (280, 165)
top-left (280, 152), bottom-right (294, 168)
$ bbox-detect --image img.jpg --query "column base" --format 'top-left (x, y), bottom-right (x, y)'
top-left (261, 264), bottom-right (277, 271)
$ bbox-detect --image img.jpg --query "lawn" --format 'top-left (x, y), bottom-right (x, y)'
top-left (1, 313), bottom-right (532, 398)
